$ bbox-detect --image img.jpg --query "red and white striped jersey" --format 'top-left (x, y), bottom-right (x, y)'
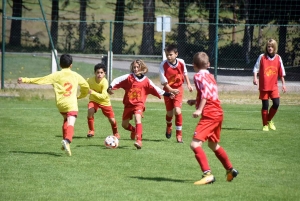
top-left (110, 73), bottom-right (165, 108)
top-left (194, 70), bottom-right (223, 120)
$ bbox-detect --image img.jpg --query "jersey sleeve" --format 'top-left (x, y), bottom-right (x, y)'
top-left (277, 55), bottom-right (286, 77)
top-left (22, 73), bottom-right (56, 85)
top-left (178, 58), bottom-right (188, 75)
top-left (90, 79), bottom-right (109, 101)
top-left (159, 61), bottom-right (168, 85)
top-left (77, 74), bottom-right (90, 99)
top-left (110, 74), bottom-right (130, 89)
top-left (147, 79), bottom-right (164, 98)
top-left (253, 54), bottom-right (263, 73)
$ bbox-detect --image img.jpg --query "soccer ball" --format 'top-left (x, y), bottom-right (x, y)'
top-left (104, 135), bottom-right (119, 149)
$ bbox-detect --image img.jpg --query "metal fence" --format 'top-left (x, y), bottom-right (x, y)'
top-left (1, 19), bottom-right (300, 90)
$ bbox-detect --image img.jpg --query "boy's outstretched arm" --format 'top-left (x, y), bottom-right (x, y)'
top-left (184, 74), bottom-right (193, 92)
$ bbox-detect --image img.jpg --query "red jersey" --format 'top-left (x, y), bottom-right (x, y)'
top-left (253, 54), bottom-right (286, 91)
top-left (194, 70), bottom-right (223, 120)
top-left (159, 58), bottom-right (188, 90)
top-left (110, 74), bottom-right (165, 108)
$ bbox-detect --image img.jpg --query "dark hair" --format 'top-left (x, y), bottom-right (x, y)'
top-left (164, 44), bottom-right (178, 53)
top-left (60, 54), bottom-right (73, 68)
top-left (94, 63), bottom-right (106, 73)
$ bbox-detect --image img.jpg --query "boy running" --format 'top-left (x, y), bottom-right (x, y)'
top-left (108, 59), bottom-right (174, 149)
top-left (18, 54), bottom-right (89, 156)
top-left (86, 63), bottom-right (120, 139)
top-left (253, 39), bottom-right (287, 131)
top-left (187, 52), bottom-right (238, 185)
top-left (159, 44), bottom-right (193, 143)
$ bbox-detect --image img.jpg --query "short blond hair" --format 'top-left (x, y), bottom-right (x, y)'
top-left (193, 52), bottom-right (209, 69)
top-left (130, 59), bottom-right (148, 74)
top-left (265, 39), bottom-right (278, 55)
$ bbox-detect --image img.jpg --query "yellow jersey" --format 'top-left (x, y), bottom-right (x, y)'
top-left (22, 68), bottom-right (89, 112)
top-left (87, 76), bottom-right (111, 106)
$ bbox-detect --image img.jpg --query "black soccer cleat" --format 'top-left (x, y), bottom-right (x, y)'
top-left (165, 131), bottom-right (172, 139)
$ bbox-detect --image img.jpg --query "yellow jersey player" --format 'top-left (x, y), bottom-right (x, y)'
top-left (86, 63), bottom-right (119, 139)
top-left (18, 54), bottom-right (89, 156)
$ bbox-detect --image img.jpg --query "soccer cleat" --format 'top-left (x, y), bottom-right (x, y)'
top-left (134, 140), bottom-right (142, 149)
top-left (268, 120), bottom-right (276, 130)
top-left (166, 127), bottom-right (172, 139)
top-left (262, 125), bottom-right (269, 131)
top-left (130, 130), bottom-right (136, 140)
top-left (194, 172), bottom-right (215, 185)
top-left (61, 140), bottom-right (72, 156)
top-left (87, 130), bottom-right (94, 138)
top-left (226, 168), bottom-right (239, 182)
top-left (176, 135), bottom-right (183, 143)
top-left (113, 133), bottom-right (120, 139)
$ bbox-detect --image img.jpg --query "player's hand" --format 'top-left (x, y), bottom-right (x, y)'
top-left (107, 88), bottom-right (114, 95)
top-left (192, 110), bottom-right (202, 118)
top-left (282, 85), bottom-right (287, 93)
top-left (187, 99), bottom-right (196, 106)
top-left (171, 89), bottom-right (180, 95)
top-left (169, 93), bottom-right (175, 99)
top-left (253, 78), bottom-right (258, 85)
top-left (17, 77), bottom-right (22, 84)
top-left (88, 89), bottom-right (94, 94)
top-left (188, 85), bottom-right (193, 92)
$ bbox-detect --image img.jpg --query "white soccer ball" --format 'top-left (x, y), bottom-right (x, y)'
top-left (104, 135), bottom-right (119, 149)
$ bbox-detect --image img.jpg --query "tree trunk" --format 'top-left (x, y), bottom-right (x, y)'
top-left (242, 0), bottom-right (251, 64)
top-left (79, 0), bottom-right (87, 51)
top-left (178, 0), bottom-right (187, 57)
top-left (140, 0), bottom-right (155, 55)
top-left (112, 0), bottom-right (125, 54)
top-left (278, 23), bottom-right (287, 64)
top-left (49, 0), bottom-right (59, 49)
top-left (9, 0), bottom-right (22, 47)
top-left (207, 1), bottom-right (216, 61)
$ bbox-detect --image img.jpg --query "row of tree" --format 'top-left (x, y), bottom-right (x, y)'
top-left (3, 0), bottom-right (300, 65)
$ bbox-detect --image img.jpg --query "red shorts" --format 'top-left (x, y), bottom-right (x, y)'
top-left (60, 111), bottom-right (78, 118)
top-left (122, 106), bottom-right (144, 120)
top-left (88, 101), bottom-right (115, 118)
top-left (164, 87), bottom-right (183, 111)
top-left (259, 89), bottom-right (279, 100)
top-left (193, 118), bottom-right (223, 143)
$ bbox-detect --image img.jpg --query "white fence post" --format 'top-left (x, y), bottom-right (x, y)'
top-left (51, 49), bottom-right (57, 73)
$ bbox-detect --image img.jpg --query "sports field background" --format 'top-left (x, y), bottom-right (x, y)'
top-left (1, 97), bottom-right (300, 201)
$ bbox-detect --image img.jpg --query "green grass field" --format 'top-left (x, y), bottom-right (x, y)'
top-left (1, 97), bottom-right (300, 201)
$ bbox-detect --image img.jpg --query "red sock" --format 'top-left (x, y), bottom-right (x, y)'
top-left (62, 119), bottom-right (68, 139)
top-left (261, 109), bottom-right (268, 126)
top-left (111, 120), bottom-right (118, 134)
top-left (136, 123), bottom-right (143, 140)
top-left (65, 125), bottom-right (74, 143)
top-left (166, 115), bottom-right (172, 128)
top-left (193, 147), bottom-right (210, 172)
top-left (175, 114), bottom-right (182, 136)
top-left (126, 124), bottom-right (135, 132)
top-left (268, 107), bottom-right (277, 121)
top-left (175, 114), bottom-right (182, 127)
top-left (214, 146), bottom-right (232, 170)
top-left (87, 117), bottom-right (94, 131)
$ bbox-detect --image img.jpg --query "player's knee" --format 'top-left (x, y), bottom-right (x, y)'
top-left (272, 98), bottom-right (280, 109)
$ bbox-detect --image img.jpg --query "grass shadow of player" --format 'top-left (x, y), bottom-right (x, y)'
top-left (10, 150), bottom-right (62, 157)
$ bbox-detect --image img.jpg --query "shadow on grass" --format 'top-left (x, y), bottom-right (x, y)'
top-left (10, 151), bottom-right (62, 157)
top-left (130, 176), bottom-right (190, 183)
top-left (54, 135), bottom-right (88, 139)
top-left (75, 144), bottom-right (130, 149)
top-left (222, 127), bottom-right (258, 131)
